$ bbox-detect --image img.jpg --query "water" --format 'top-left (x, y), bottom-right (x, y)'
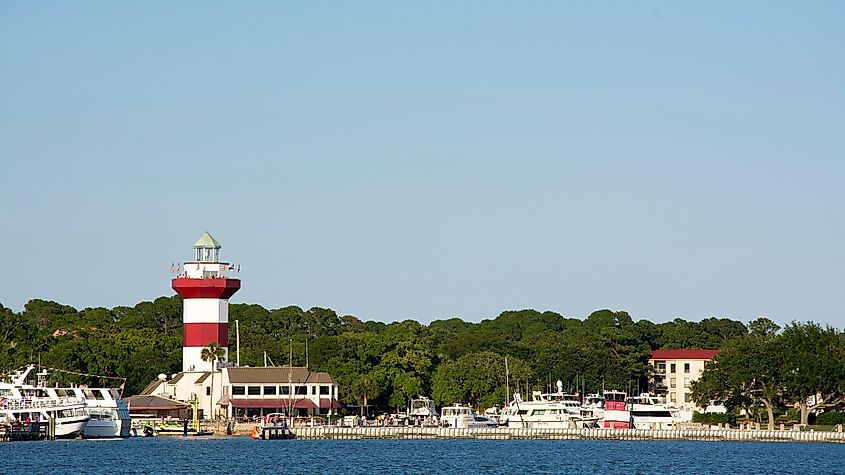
top-left (1, 437), bottom-right (842, 474)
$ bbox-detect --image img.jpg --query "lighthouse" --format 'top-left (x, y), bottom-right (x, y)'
top-left (172, 232), bottom-right (240, 372)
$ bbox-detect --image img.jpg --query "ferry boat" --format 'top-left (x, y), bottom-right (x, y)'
top-left (439, 404), bottom-right (498, 429)
top-left (498, 388), bottom-right (599, 429)
top-left (0, 366), bottom-right (90, 438)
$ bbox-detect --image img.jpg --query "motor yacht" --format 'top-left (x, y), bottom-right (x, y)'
top-left (440, 404), bottom-right (498, 428)
top-left (580, 393), bottom-right (606, 420)
top-left (498, 386), bottom-right (598, 429)
top-left (601, 390), bottom-right (631, 429)
top-left (408, 396), bottom-right (439, 426)
top-left (47, 386), bottom-right (131, 438)
top-left (627, 392), bottom-right (680, 429)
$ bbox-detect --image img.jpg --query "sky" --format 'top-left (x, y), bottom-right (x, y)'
top-left (1, 1), bottom-right (843, 327)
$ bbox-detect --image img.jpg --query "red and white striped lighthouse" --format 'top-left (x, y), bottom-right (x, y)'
top-left (171, 232), bottom-right (240, 372)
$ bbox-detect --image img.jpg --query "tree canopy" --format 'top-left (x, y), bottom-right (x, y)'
top-left (0, 297), bottom-right (768, 412)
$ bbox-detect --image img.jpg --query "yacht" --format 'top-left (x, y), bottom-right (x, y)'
top-left (48, 386), bottom-right (131, 438)
top-left (498, 387), bottom-right (598, 429)
top-left (0, 365), bottom-right (90, 438)
top-left (580, 393), bottom-right (606, 421)
top-left (408, 396), bottom-right (439, 425)
top-left (440, 404), bottom-right (498, 428)
top-left (627, 393), bottom-right (680, 430)
top-left (601, 391), bottom-right (631, 429)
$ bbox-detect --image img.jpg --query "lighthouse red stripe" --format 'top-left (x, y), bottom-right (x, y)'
top-left (172, 278), bottom-right (241, 299)
top-left (184, 323), bottom-right (229, 347)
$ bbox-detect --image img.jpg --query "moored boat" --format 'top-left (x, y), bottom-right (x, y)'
top-left (0, 366), bottom-right (90, 438)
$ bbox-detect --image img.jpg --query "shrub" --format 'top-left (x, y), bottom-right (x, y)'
top-left (692, 411), bottom-right (736, 426)
top-left (815, 411), bottom-right (845, 426)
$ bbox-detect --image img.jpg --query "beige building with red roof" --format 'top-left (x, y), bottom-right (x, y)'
top-left (647, 349), bottom-right (719, 413)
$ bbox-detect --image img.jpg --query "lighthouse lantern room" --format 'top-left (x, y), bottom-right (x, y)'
top-left (172, 232), bottom-right (240, 372)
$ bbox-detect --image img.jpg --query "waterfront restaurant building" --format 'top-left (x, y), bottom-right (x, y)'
top-left (647, 349), bottom-right (719, 412)
top-left (139, 366), bottom-right (341, 419)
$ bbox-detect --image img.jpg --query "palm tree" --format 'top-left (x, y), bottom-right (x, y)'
top-left (201, 341), bottom-right (226, 420)
top-left (351, 375), bottom-right (380, 417)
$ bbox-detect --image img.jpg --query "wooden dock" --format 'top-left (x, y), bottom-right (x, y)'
top-left (0, 422), bottom-right (50, 442)
top-left (288, 426), bottom-right (845, 443)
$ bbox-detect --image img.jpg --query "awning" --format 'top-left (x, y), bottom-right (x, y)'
top-left (319, 398), bottom-right (343, 409)
top-left (229, 398), bottom-right (318, 409)
top-left (216, 395), bottom-right (230, 406)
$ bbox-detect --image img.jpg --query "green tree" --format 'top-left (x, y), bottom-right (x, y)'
top-left (779, 322), bottom-right (845, 425)
top-left (201, 341), bottom-right (226, 419)
top-left (351, 374), bottom-right (380, 415)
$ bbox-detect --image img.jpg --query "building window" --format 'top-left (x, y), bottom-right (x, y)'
top-left (684, 392), bottom-right (691, 403)
top-left (312, 386), bottom-right (317, 395)
top-left (656, 361), bottom-right (666, 372)
top-left (281, 386), bottom-right (290, 395)
top-left (670, 363), bottom-right (676, 373)
top-left (206, 386), bottom-right (211, 396)
top-left (683, 378), bottom-right (690, 388)
top-left (684, 363), bottom-right (690, 373)
top-left (248, 386), bottom-right (261, 396)
top-left (264, 386), bottom-right (277, 395)
top-left (670, 392), bottom-right (676, 402)
top-left (232, 386), bottom-right (245, 396)
top-left (320, 385), bottom-right (330, 395)
top-left (670, 378), bottom-right (676, 389)
top-left (295, 386), bottom-right (307, 395)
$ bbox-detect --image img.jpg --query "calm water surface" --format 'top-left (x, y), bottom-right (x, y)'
top-left (0, 437), bottom-right (842, 474)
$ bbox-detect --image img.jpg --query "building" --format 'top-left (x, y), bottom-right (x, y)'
top-left (647, 349), bottom-right (719, 412)
top-left (139, 366), bottom-right (341, 420)
top-left (135, 232), bottom-right (340, 420)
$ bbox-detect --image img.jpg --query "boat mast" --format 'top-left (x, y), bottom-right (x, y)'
top-left (505, 357), bottom-right (510, 406)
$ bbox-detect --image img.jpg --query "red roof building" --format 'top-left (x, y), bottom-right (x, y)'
top-left (648, 349), bottom-right (720, 413)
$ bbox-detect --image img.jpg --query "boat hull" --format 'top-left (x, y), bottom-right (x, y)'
top-left (84, 419), bottom-right (131, 438)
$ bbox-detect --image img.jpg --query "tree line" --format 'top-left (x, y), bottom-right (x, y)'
top-left (691, 319), bottom-right (845, 428)
top-left (2, 297), bottom-right (841, 421)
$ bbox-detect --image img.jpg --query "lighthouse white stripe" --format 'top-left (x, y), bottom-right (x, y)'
top-left (183, 298), bottom-right (229, 324)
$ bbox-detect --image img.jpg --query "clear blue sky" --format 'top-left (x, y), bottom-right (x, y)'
top-left (1, 2), bottom-right (843, 327)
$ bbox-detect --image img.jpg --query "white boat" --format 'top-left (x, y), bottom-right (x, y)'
top-left (48, 386), bottom-right (131, 438)
top-left (408, 396), bottom-right (438, 418)
top-left (0, 366), bottom-right (90, 438)
top-left (440, 404), bottom-right (498, 428)
top-left (408, 396), bottom-right (439, 426)
top-left (498, 386), bottom-right (598, 429)
top-left (627, 392), bottom-right (681, 430)
top-left (580, 393), bottom-right (606, 420)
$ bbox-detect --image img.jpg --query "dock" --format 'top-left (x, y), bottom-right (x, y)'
top-left (0, 421), bottom-right (51, 442)
top-left (286, 426), bottom-right (845, 443)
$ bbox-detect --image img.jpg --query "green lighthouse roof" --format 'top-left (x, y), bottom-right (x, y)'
top-left (193, 231), bottom-right (222, 249)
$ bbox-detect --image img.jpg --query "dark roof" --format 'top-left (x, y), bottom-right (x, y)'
top-left (226, 366), bottom-right (336, 384)
top-left (125, 395), bottom-right (189, 410)
top-left (139, 380), bottom-right (163, 396)
top-left (169, 373), bottom-right (185, 385)
top-left (650, 349), bottom-right (720, 360)
top-left (194, 372), bottom-right (211, 384)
